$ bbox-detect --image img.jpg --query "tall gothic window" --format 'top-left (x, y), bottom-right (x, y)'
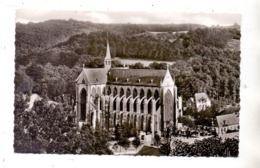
top-left (147, 89), bottom-right (152, 99)
top-left (113, 87), bottom-right (118, 97)
top-left (113, 98), bottom-right (117, 111)
top-left (127, 99), bottom-right (130, 112)
top-left (140, 89), bottom-right (144, 99)
top-left (134, 99), bottom-right (137, 112)
top-left (133, 88), bottom-right (137, 98)
top-left (120, 98), bottom-right (124, 111)
top-left (80, 89), bottom-right (87, 121)
top-left (148, 100), bottom-right (152, 114)
top-left (120, 88), bottom-right (124, 97)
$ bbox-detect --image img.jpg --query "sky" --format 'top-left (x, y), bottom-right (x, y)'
top-left (15, 0), bottom-right (241, 27)
top-left (16, 10), bottom-right (241, 27)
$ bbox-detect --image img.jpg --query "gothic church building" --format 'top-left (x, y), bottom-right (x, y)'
top-left (75, 41), bottom-right (183, 137)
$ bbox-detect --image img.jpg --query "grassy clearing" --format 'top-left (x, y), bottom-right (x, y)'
top-left (136, 146), bottom-right (161, 156)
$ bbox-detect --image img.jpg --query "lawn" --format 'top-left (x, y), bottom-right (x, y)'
top-left (136, 146), bottom-right (161, 156)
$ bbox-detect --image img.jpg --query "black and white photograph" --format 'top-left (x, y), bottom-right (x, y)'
top-left (1, 0), bottom-right (260, 167)
top-left (14, 9), bottom-right (241, 156)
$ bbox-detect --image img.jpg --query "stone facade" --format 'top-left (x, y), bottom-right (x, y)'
top-left (75, 41), bottom-right (182, 138)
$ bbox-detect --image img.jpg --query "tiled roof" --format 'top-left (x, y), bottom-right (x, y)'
top-left (76, 68), bottom-right (107, 84)
top-left (216, 113), bottom-right (239, 127)
top-left (107, 69), bottom-right (169, 86)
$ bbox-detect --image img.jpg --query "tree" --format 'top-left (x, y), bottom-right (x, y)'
top-left (172, 137), bottom-right (239, 157)
top-left (25, 63), bottom-right (44, 82)
top-left (154, 133), bottom-right (161, 147)
top-left (159, 142), bottom-right (171, 156)
top-left (132, 136), bottom-right (141, 151)
top-left (13, 95), bottom-right (112, 154)
top-left (118, 137), bottom-right (130, 153)
top-left (149, 62), bottom-right (167, 70)
top-left (86, 58), bottom-right (104, 68)
top-left (114, 124), bottom-right (122, 140)
top-left (178, 116), bottom-right (195, 128)
top-left (129, 62), bottom-right (145, 69)
top-left (15, 68), bottom-right (34, 94)
top-left (112, 60), bottom-right (124, 67)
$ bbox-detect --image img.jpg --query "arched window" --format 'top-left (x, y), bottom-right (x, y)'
top-left (154, 90), bottom-right (159, 100)
top-left (120, 88), bottom-right (124, 97)
top-left (90, 112), bottom-right (94, 126)
top-left (113, 98), bottom-right (117, 111)
top-left (141, 99), bottom-right (145, 113)
top-left (134, 99), bottom-right (137, 112)
top-left (94, 95), bottom-right (98, 108)
top-left (141, 115), bottom-right (144, 131)
top-left (113, 87), bottom-right (118, 97)
top-left (107, 87), bottom-right (111, 95)
top-left (156, 100), bottom-right (160, 111)
top-left (113, 113), bottom-right (117, 127)
top-left (148, 100), bottom-right (152, 114)
top-left (146, 116), bottom-right (151, 133)
top-left (164, 90), bottom-right (173, 122)
top-left (133, 88), bottom-right (138, 98)
top-left (80, 89), bottom-right (87, 121)
top-left (120, 98), bottom-right (124, 111)
top-left (140, 89), bottom-right (144, 99)
top-left (100, 98), bottom-right (103, 110)
top-left (127, 99), bottom-right (130, 112)
top-left (147, 89), bottom-right (152, 99)
top-left (126, 88), bottom-right (131, 97)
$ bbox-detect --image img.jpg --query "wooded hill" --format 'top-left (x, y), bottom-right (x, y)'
top-left (15, 19), bottom-right (240, 106)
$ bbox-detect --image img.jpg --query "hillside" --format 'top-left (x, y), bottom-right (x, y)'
top-left (15, 20), bottom-right (240, 106)
top-left (15, 19), bottom-right (99, 55)
top-left (15, 19), bottom-right (206, 55)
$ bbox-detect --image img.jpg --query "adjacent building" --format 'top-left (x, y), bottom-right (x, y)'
top-left (194, 92), bottom-right (211, 112)
top-left (216, 113), bottom-right (239, 136)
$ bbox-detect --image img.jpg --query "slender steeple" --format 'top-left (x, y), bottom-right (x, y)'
top-left (104, 33), bottom-right (111, 71)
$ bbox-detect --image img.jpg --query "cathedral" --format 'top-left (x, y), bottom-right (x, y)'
top-left (75, 41), bottom-right (183, 138)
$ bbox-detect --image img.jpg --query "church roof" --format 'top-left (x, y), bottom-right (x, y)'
top-left (76, 68), bottom-right (107, 84)
top-left (107, 69), bottom-right (170, 87)
top-left (216, 113), bottom-right (239, 127)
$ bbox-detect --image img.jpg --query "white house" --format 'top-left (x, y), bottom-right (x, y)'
top-left (194, 93), bottom-right (211, 112)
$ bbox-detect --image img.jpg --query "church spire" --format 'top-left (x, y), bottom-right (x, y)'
top-left (104, 33), bottom-right (111, 71)
top-left (105, 39), bottom-right (111, 59)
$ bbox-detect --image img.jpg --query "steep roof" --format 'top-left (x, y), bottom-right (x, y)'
top-left (76, 68), bottom-right (107, 84)
top-left (107, 69), bottom-right (169, 87)
top-left (161, 66), bottom-right (175, 87)
top-left (105, 40), bottom-right (111, 60)
top-left (216, 113), bottom-right (239, 127)
top-left (194, 93), bottom-right (210, 102)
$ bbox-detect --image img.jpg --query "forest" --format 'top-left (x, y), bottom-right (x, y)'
top-left (14, 19), bottom-right (240, 154)
top-left (15, 19), bottom-right (240, 105)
